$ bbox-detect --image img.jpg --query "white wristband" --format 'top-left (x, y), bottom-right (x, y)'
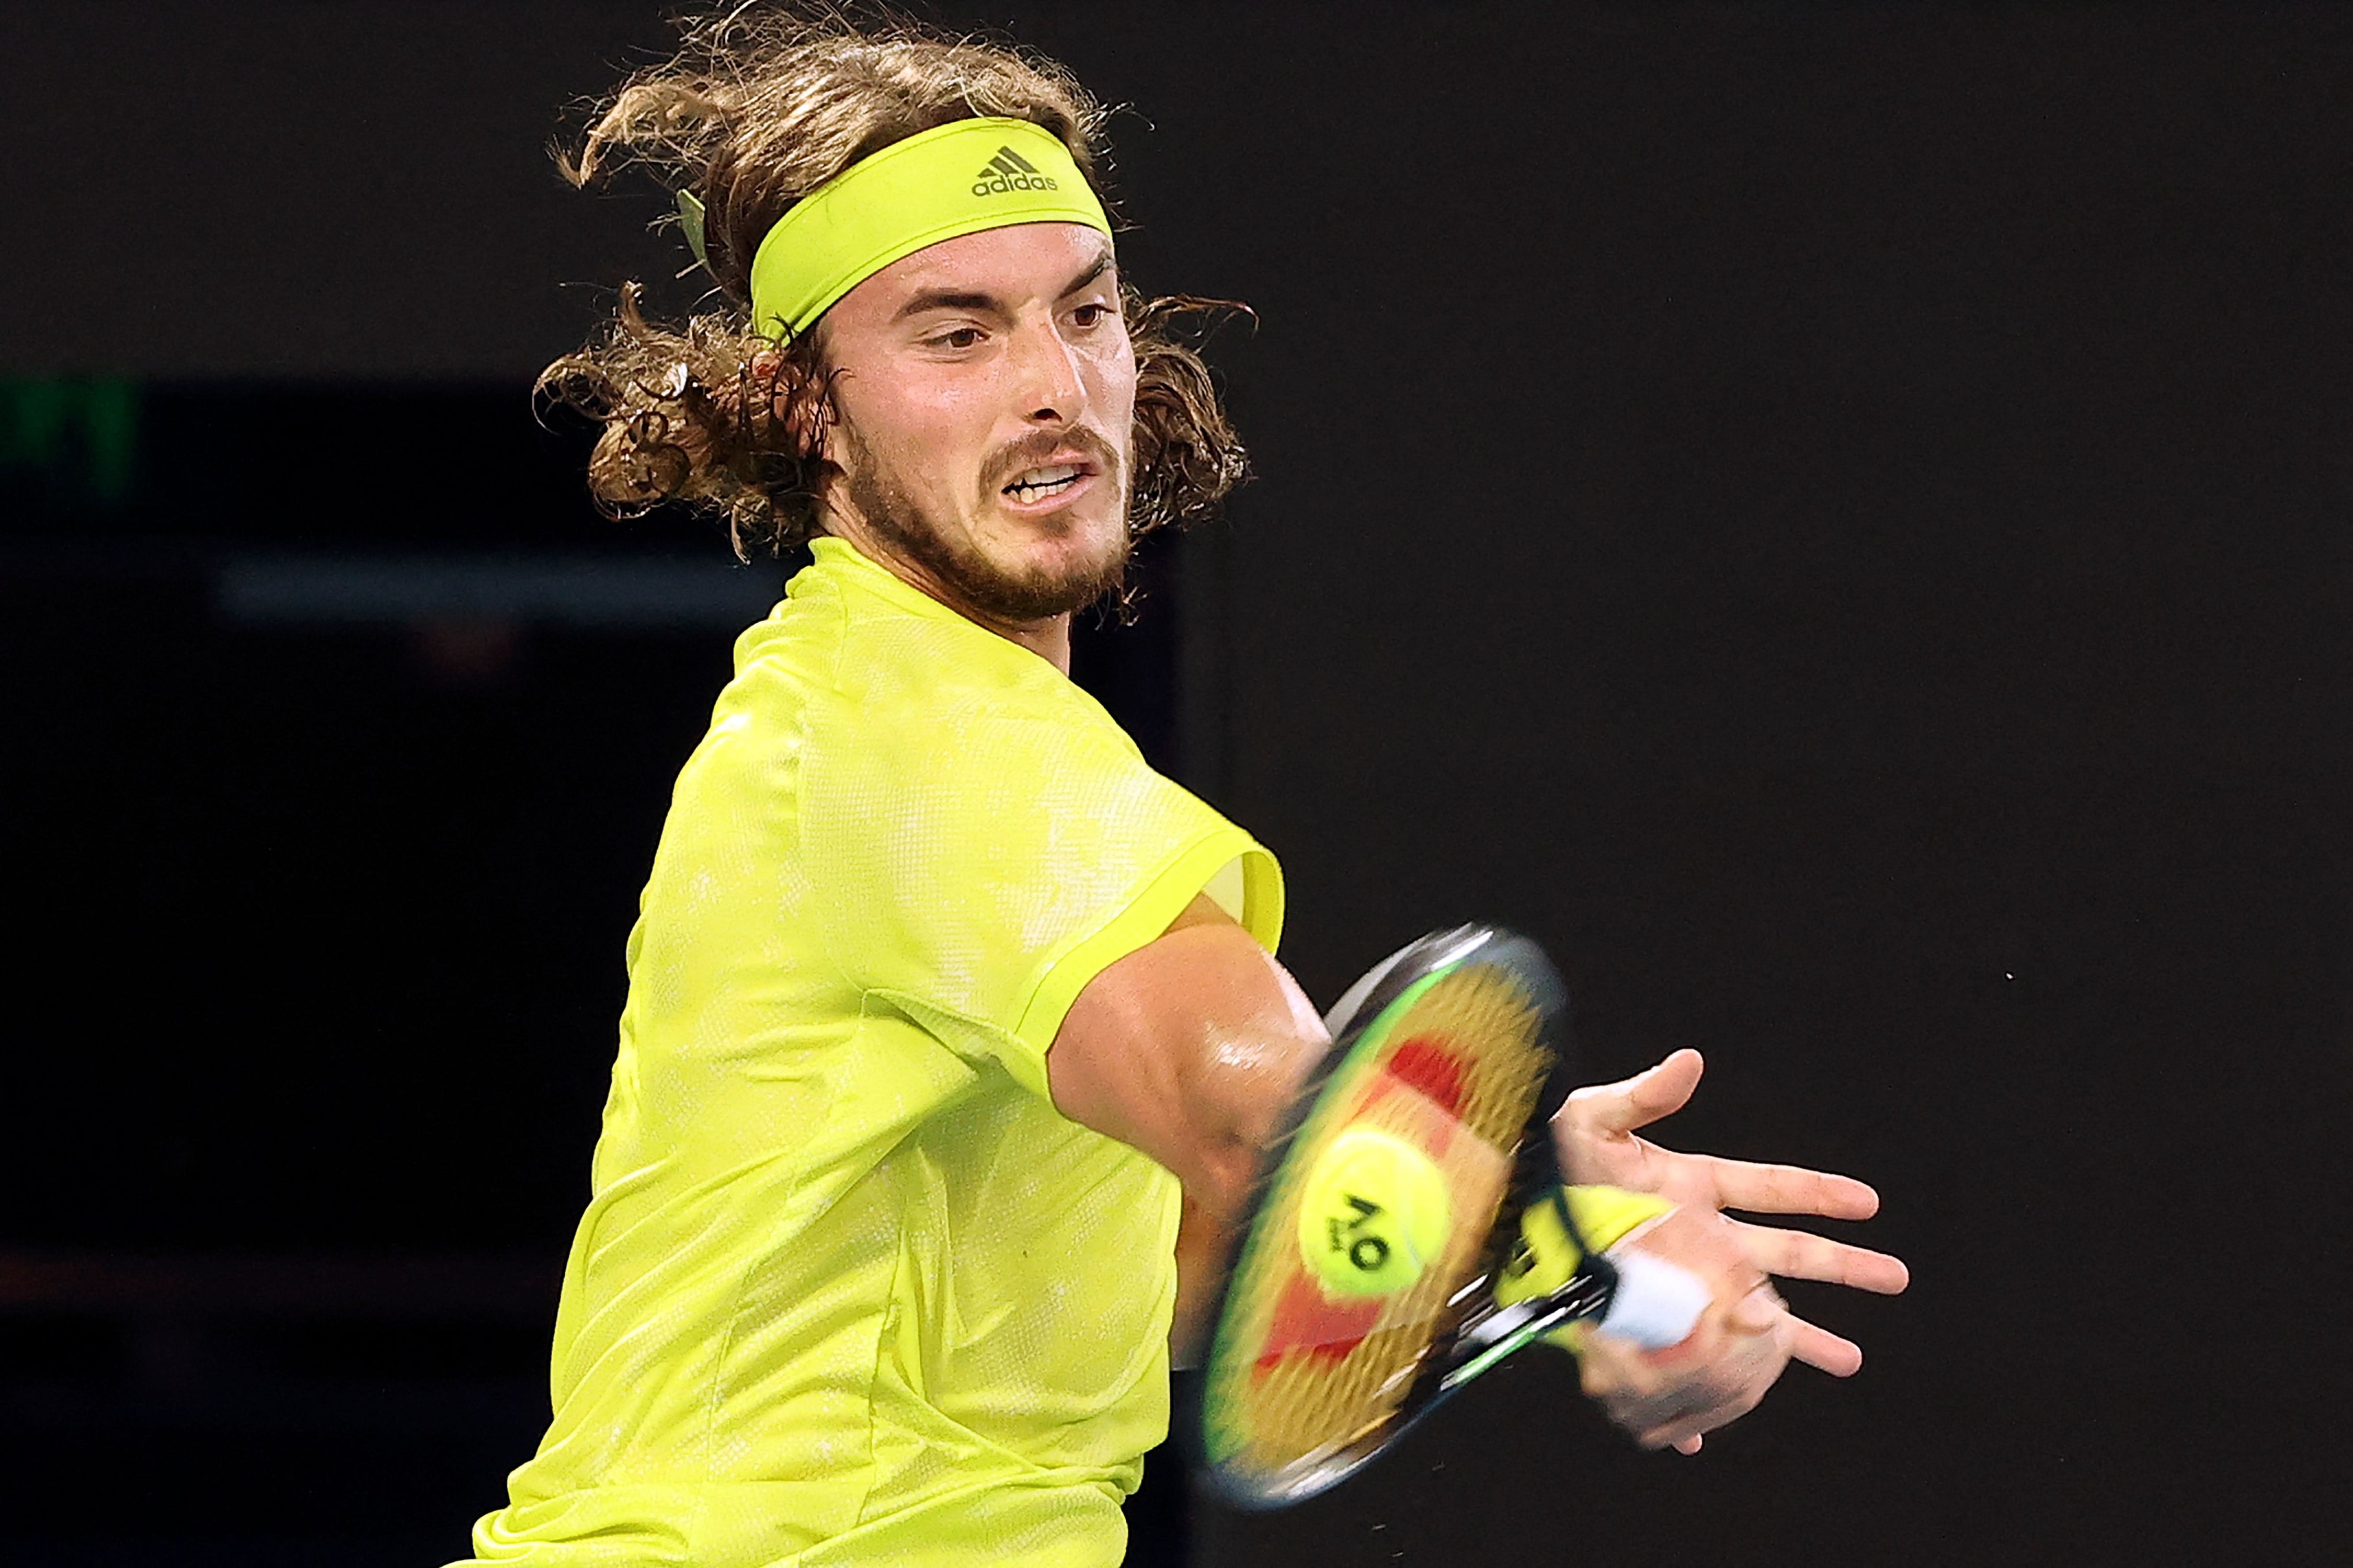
top-left (1595, 1245), bottom-right (1710, 1350)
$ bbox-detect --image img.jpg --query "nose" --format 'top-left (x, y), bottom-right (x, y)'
top-left (1007, 311), bottom-right (1086, 425)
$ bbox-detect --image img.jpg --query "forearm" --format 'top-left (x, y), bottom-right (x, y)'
top-left (1169, 1192), bottom-right (1232, 1366)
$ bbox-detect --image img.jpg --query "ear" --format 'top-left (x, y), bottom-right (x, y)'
top-left (740, 345), bottom-right (834, 462)
top-left (801, 385), bottom-right (854, 530)
top-left (806, 390), bottom-right (844, 470)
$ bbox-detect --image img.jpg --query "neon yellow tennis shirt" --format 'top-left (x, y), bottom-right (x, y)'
top-left (458, 537), bottom-right (1281, 1568)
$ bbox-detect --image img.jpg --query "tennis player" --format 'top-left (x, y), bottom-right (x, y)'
top-left (458, 11), bottom-right (1906, 1565)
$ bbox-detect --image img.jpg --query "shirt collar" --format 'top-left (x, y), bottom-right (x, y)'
top-left (806, 534), bottom-right (973, 626)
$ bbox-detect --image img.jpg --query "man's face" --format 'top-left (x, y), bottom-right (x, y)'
top-left (815, 221), bottom-right (1136, 626)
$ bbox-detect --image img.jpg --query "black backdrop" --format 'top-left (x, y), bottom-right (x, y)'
top-left (2, 4), bottom-right (2346, 1564)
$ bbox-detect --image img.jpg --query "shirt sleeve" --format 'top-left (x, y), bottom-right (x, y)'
top-left (803, 686), bottom-right (1284, 1102)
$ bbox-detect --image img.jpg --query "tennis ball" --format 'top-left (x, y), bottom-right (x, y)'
top-left (1296, 1126), bottom-right (1453, 1298)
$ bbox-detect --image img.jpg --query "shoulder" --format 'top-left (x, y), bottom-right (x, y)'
top-left (733, 558), bottom-right (853, 695)
top-left (658, 575), bottom-right (854, 815)
top-left (812, 632), bottom-right (1160, 825)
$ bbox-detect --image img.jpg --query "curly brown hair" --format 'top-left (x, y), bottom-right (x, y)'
top-left (535, 5), bottom-right (1250, 562)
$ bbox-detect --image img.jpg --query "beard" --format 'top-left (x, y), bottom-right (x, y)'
top-left (836, 420), bottom-right (1133, 623)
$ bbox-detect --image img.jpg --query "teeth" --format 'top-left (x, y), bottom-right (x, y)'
top-left (1006, 463), bottom-right (1082, 501)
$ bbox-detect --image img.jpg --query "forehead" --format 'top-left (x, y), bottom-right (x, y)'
top-left (828, 222), bottom-right (1116, 324)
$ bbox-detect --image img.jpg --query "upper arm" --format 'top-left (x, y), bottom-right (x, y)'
top-left (805, 664), bottom-right (1284, 1101)
top-left (1047, 895), bottom-right (1328, 1219)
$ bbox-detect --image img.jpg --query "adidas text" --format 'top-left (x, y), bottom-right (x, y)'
top-left (973, 144), bottom-right (1060, 197)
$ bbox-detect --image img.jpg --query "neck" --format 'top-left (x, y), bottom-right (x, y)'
top-left (820, 517), bottom-right (1074, 674)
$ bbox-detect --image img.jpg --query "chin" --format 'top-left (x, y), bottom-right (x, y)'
top-left (993, 502), bottom-right (1124, 565)
top-left (968, 511), bottom-right (1131, 620)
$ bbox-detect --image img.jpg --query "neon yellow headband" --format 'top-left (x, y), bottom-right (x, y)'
top-left (740, 116), bottom-right (1112, 341)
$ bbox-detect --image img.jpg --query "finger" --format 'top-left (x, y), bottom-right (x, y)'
top-left (1728, 1220), bottom-right (1911, 1294)
top-left (1622, 1385), bottom-right (1724, 1446)
top-left (1561, 1048), bottom-right (1705, 1138)
top-left (1728, 1281), bottom-right (1785, 1334)
top-left (1675, 1434), bottom-right (1703, 1456)
top-left (1693, 1154), bottom-right (1882, 1220)
top-left (1638, 1377), bottom-right (1767, 1450)
top-left (1787, 1315), bottom-right (1864, 1377)
top-left (1577, 1333), bottom-right (1647, 1401)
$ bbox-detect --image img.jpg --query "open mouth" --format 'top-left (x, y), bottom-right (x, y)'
top-left (1003, 463), bottom-right (1086, 505)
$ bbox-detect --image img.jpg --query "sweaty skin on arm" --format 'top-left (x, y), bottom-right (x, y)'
top-left (1048, 897), bottom-right (1906, 1446)
top-left (1048, 895), bottom-right (1328, 1360)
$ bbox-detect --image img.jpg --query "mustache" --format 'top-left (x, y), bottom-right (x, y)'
top-left (980, 425), bottom-right (1123, 495)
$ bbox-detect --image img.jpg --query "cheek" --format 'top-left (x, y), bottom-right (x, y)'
top-left (1085, 340), bottom-right (1140, 440)
top-left (837, 371), bottom-right (988, 485)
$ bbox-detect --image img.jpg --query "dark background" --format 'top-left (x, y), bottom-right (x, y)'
top-left (3, 3), bottom-right (2347, 1564)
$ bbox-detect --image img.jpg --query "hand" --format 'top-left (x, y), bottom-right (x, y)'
top-left (1576, 1204), bottom-right (1794, 1452)
top-left (1551, 1048), bottom-right (1910, 1397)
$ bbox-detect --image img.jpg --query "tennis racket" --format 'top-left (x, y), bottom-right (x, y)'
top-left (1192, 924), bottom-right (1706, 1509)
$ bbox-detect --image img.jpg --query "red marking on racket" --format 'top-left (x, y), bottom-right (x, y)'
top-left (1253, 1269), bottom-right (1385, 1374)
top-left (1384, 1036), bottom-right (1467, 1114)
top-left (1352, 1034), bottom-right (1470, 1157)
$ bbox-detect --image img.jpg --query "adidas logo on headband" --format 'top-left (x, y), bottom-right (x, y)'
top-left (972, 143), bottom-right (1060, 197)
top-left (748, 118), bottom-right (1110, 339)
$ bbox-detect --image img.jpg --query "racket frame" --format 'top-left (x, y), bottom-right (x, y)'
top-left (1191, 924), bottom-right (1619, 1509)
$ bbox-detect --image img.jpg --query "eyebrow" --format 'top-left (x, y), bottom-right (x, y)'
top-left (1060, 248), bottom-right (1116, 299)
top-left (890, 245), bottom-right (1117, 323)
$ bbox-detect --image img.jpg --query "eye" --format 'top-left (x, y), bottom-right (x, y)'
top-left (930, 326), bottom-right (985, 351)
top-left (1070, 302), bottom-right (1113, 330)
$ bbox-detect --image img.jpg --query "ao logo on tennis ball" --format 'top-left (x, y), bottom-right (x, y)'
top-left (1296, 1127), bottom-right (1453, 1297)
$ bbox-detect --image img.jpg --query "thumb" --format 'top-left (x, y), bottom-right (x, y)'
top-left (1564, 1048), bottom-right (1705, 1138)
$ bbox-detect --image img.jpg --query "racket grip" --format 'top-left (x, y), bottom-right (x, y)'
top-left (1495, 1187), bottom-right (1701, 1353)
top-left (1592, 1246), bottom-right (1709, 1351)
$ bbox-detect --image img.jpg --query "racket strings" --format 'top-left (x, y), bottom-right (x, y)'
top-left (1217, 964), bottom-right (1556, 1480)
